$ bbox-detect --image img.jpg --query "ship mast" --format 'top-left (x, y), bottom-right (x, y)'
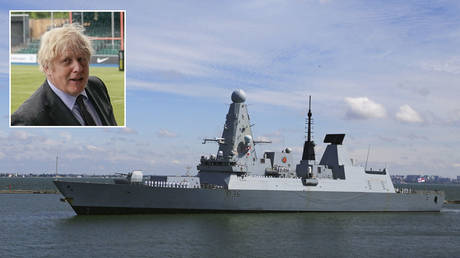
top-left (301, 96), bottom-right (315, 161)
top-left (307, 96), bottom-right (312, 142)
top-left (55, 153), bottom-right (58, 177)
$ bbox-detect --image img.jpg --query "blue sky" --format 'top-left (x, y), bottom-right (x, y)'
top-left (1, 0), bottom-right (460, 177)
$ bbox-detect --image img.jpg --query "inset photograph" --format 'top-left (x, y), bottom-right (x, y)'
top-left (10, 11), bottom-right (125, 126)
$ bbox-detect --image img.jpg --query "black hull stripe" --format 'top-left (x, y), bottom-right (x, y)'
top-left (72, 206), bottom-right (312, 215)
top-left (71, 206), bottom-right (440, 215)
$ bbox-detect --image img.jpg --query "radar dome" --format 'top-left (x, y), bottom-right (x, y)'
top-left (231, 89), bottom-right (246, 103)
top-left (244, 135), bottom-right (252, 144)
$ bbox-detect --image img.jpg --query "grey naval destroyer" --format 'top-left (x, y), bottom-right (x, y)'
top-left (55, 90), bottom-right (444, 214)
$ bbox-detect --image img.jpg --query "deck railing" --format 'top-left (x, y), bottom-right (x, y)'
top-left (143, 181), bottom-right (199, 189)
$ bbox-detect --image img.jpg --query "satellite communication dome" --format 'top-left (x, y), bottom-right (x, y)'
top-left (244, 135), bottom-right (252, 144)
top-left (231, 89), bottom-right (246, 103)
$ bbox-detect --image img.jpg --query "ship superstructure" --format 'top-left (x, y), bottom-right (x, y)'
top-left (55, 90), bottom-right (444, 214)
top-left (198, 89), bottom-right (294, 187)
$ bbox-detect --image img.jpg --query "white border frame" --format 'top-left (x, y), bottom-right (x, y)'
top-left (9, 10), bottom-right (127, 128)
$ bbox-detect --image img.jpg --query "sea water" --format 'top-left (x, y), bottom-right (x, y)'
top-left (1, 193), bottom-right (460, 257)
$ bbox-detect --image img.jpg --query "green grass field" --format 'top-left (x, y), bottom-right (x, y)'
top-left (10, 64), bottom-right (125, 126)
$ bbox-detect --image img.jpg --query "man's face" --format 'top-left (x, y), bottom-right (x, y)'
top-left (45, 50), bottom-right (89, 96)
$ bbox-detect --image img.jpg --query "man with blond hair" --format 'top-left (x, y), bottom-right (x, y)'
top-left (11, 24), bottom-right (117, 126)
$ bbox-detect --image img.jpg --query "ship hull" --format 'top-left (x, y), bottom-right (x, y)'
top-left (54, 181), bottom-right (444, 215)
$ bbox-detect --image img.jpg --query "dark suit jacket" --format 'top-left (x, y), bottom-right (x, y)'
top-left (11, 76), bottom-right (117, 126)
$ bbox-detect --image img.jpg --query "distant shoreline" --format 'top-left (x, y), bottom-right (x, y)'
top-left (0, 190), bottom-right (57, 194)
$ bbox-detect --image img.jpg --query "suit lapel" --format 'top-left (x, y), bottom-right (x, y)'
top-left (43, 81), bottom-right (81, 126)
top-left (86, 86), bottom-right (109, 126)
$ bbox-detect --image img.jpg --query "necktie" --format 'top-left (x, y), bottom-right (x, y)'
top-left (76, 95), bottom-right (96, 126)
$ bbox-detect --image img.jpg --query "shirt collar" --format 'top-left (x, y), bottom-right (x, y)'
top-left (47, 79), bottom-right (87, 110)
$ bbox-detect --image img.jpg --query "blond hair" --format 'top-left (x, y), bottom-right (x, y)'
top-left (37, 24), bottom-right (93, 72)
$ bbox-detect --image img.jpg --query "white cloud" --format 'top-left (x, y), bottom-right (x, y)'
top-left (120, 127), bottom-right (137, 135)
top-left (344, 97), bottom-right (386, 119)
top-left (130, 80), bottom-right (309, 110)
top-left (9, 131), bottom-right (33, 140)
top-left (128, 27), bottom-right (264, 78)
top-left (130, 80), bottom-right (227, 100)
top-left (396, 105), bottom-right (423, 123)
top-left (86, 145), bottom-right (103, 152)
top-left (420, 57), bottom-right (460, 74)
top-left (0, 60), bottom-right (9, 75)
top-left (157, 129), bottom-right (177, 138)
top-left (43, 139), bottom-right (60, 146)
top-left (258, 130), bottom-right (286, 145)
top-left (255, 136), bottom-right (272, 143)
top-left (447, 109), bottom-right (460, 123)
top-left (246, 89), bottom-right (307, 110)
top-left (59, 132), bottom-right (72, 141)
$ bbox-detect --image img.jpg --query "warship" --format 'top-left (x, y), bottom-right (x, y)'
top-left (55, 90), bottom-right (444, 214)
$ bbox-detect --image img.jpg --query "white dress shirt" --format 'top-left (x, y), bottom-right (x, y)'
top-left (47, 79), bottom-right (102, 125)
